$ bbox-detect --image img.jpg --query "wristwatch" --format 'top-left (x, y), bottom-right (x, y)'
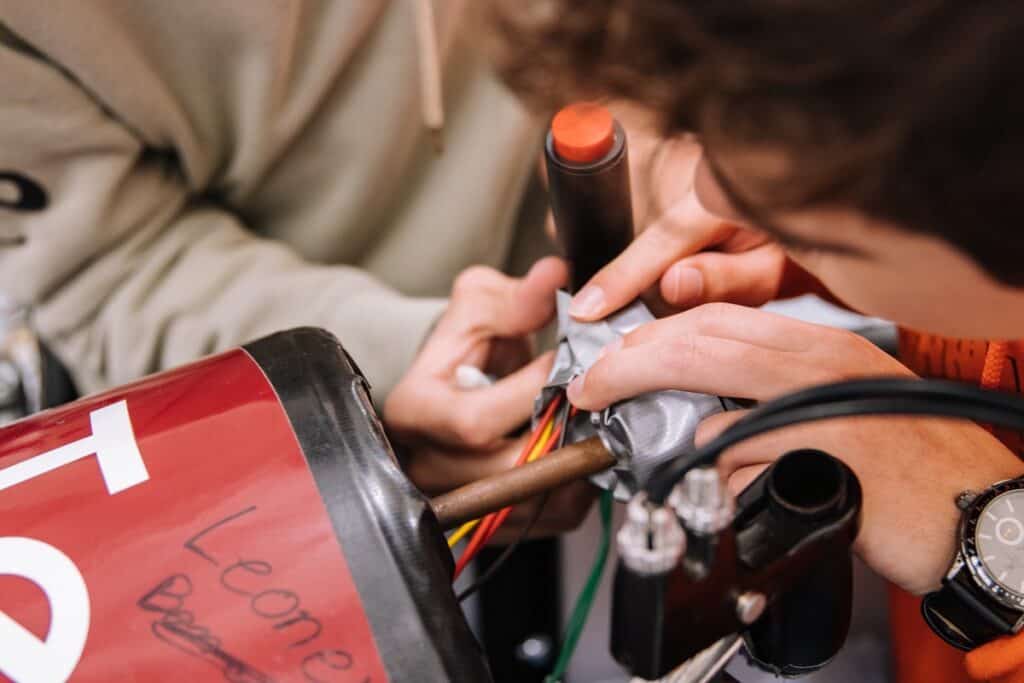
top-left (923, 478), bottom-right (1024, 650)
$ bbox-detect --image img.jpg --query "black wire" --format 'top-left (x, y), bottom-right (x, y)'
top-left (646, 379), bottom-right (1024, 503)
top-left (456, 490), bottom-right (551, 603)
top-left (650, 395), bottom-right (1024, 502)
top-left (731, 377), bottom-right (1024, 424)
top-left (456, 398), bottom-right (573, 603)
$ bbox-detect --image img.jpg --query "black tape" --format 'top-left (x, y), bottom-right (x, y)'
top-left (245, 328), bottom-right (492, 682)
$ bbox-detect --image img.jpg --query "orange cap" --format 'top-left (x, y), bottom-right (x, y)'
top-left (551, 103), bottom-right (615, 163)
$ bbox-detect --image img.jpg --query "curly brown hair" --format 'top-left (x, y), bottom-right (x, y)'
top-left (481, 1), bottom-right (1024, 284)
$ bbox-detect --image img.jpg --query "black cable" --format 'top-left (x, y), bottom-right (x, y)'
top-left (731, 377), bottom-right (1024, 424)
top-left (457, 490), bottom-right (551, 603)
top-left (651, 394), bottom-right (1024, 501)
top-left (646, 379), bottom-right (1024, 503)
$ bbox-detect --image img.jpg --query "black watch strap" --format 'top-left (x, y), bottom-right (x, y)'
top-left (922, 568), bottom-right (1020, 650)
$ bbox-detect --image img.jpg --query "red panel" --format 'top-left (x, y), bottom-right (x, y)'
top-left (0, 349), bottom-right (388, 683)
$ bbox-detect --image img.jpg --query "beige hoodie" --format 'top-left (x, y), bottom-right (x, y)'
top-left (0, 0), bottom-right (545, 401)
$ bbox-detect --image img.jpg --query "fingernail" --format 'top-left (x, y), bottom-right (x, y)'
top-left (668, 266), bottom-right (704, 307)
top-left (567, 374), bottom-right (585, 401)
top-left (597, 338), bottom-right (623, 360)
top-left (569, 285), bottom-right (606, 318)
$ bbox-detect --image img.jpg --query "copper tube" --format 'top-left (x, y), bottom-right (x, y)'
top-left (431, 436), bottom-right (616, 530)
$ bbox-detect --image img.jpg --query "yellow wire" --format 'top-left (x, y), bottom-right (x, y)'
top-left (447, 518), bottom-right (480, 547)
top-left (447, 417), bottom-right (556, 548)
top-left (526, 418), bottom-right (555, 463)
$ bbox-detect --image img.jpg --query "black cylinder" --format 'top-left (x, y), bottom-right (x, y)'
top-left (744, 551), bottom-right (854, 675)
top-left (742, 450), bottom-right (859, 675)
top-left (767, 448), bottom-right (848, 520)
top-left (544, 119), bottom-right (634, 292)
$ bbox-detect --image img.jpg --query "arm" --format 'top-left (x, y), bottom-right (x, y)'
top-left (568, 303), bottom-right (1024, 595)
top-left (0, 34), bottom-right (444, 401)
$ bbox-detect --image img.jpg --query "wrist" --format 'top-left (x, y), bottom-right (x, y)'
top-left (922, 470), bottom-right (1024, 651)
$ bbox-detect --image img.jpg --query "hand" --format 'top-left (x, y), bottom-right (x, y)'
top-left (567, 303), bottom-right (1024, 594)
top-left (385, 257), bottom-right (595, 537)
top-left (567, 137), bottom-right (818, 321)
top-left (386, 257), bottom-right (565, 476)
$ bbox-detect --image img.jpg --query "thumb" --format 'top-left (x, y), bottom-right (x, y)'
top-left (490, 256), bottom-right (568, 336)
top-left (567, 190), bottom-right (727, 321)
top-left (659, 243), bottom-right (788, 309)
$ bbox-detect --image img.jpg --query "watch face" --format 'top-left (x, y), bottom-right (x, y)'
top-left (976, 490), bottom-right (1024, 597)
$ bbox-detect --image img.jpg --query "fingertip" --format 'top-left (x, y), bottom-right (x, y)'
top-left (568, 284), bottom-right (606, 320)
top-left (566, 374), bottom-right (588, 408)
top-left (529, 256), bottom-right (570, 287)
top-left (520, 259), bottom-right (569, 313)
top-left (503, 260), bottom-right (566, 332)
top-left (566, 366), bottom-right (611, 412)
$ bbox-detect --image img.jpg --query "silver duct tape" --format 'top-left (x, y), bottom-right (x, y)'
top-left (536, 292), bottom-right (726, 500)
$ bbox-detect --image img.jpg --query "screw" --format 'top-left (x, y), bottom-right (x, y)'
top-left (735, 591), bottom-right (767, 625)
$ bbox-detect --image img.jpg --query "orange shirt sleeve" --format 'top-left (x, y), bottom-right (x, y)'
top-left (898, 331), bottom-right (1024, 683)
top-left (967, 634), bottom-right (1024, 682)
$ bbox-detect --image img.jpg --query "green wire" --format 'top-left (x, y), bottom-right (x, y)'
top-left (545, 490), bottom-right (614, 683)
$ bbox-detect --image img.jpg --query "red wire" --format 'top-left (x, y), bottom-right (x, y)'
top-left (481, 407), bottom-right (577, 546)
top-left (453, 396), bottom-right (564, 580)
top-left (454, 417), bottom-right (567, 578)
top-left (478, 419), bottom-right (566, 546)
top-left (453, 514), bottom-right (497, 578)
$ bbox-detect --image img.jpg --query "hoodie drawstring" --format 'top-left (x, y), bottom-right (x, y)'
top-left (413, 0), bottom-right (444, 152)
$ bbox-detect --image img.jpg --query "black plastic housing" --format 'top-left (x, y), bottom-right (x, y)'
top-left (611, 449), bottom-right (861, 679)
top-left (544, 121), bottom-right (634, 293)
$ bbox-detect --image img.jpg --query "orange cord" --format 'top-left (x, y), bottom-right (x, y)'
top-left (476, 419), bottom-right (567, 547)
top-left (452, 395), bottom-right (564, 579)
top-left (486, 407), bottom-right (577, 551)
top-left (453, 420), bottom-right (566, 579)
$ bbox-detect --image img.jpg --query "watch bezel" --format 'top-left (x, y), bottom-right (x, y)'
top-left (961, 477), bottom-right (1024, 611)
